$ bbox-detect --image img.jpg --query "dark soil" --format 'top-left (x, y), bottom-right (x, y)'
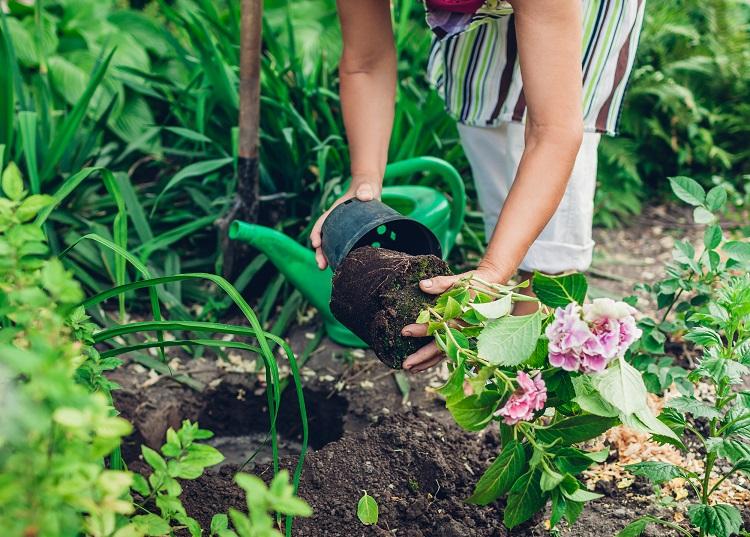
top-left (330, 246), bottom-right (451, 368)
top-left (177, 408), bottom-right (682, 537)
top-left (111, 352), bottom-right (689, 537)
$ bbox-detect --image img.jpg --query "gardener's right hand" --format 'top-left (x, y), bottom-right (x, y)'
top-left (310, 181), bottom-right (382, 270)
top-left (401, 264), bottom-right (510, 372)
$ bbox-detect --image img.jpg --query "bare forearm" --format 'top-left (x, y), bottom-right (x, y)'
top-left (482, 126), bottom-right (582, 280)
top-left (340, 52), bottom-right (396, 187)
top-left (480, 0), bottom-right (583, 282)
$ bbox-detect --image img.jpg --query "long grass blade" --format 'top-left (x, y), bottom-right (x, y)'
top-left (114, 171), bottom-right (154, 243)
top-left (18, 110), bottom-right (41, 194)
top-left (0, 13), bottom-right (14, 155)
top-left (151, 157), bottom-right (232, 215)
top-left (102, 170), bottom-right (128, 319)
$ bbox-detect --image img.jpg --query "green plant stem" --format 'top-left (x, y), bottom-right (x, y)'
top-left (660, 288), bottom-right (685, 323)
top-left (644, 516), bottom-right (694, 537)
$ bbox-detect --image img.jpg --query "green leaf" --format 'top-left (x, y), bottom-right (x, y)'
top-left (142, 445), bottom-right (167, 472)
top-left (669, 176), bottom-right (705, 206)
top-left (228, 509), bottom-right (254, 536)
top-left (503, 469), bottom-right (546, 528)
top-left (572, 376), bottom-right (619, 418)
top-left (184, 443), bottom-right (225, 467)
top-left (540, 468), bottom-right (564, 492)
top-left (443, 296), bottom-right (462, 320)
top-left (626, 461), bottom-right (685, 484)
top-left (564, 497), bottom-right (584, 525)
top-left (467, 440), bottom-right (526, 504)
top-left (550, 491), bottom-right (567, 528)
top-left (532, 272), bottom-right (587, 308)
top-left (476, 311), bottom-right (541, 366)
top-left (594, 358), bottom-right (648, 416)
top-left (16, 194), bottom-right (52, 221)
top-left (620, 407), bottom-right (682, 445)
top-left (132, 514), bottom-right (171, 536)
top-left (554, 448), bottom-right (601, 475)
top-left (704, 225), bottom-right (723, 250)
top-left (693, 206), bottom-right (715, 224)
top-left (723, 241), bottom-right (750, 264)
top-left (153, 157), bottom-right (233, 213)
top-left (536, 415), bottom-right (619, 445)
top-left (357, 492), bottom-right (378, 526)
top-left (666, 396), bottom-right (722, 419)
top-left (470, 294), bottom-right (512, 319)
top-left (415, 309), bottom-right (430, 324)
top-left (210, 514), bottom-right (229, 534)
top-left (447, 390), bottom-right (500, 431)
top-left (688, 504), bottom-right (742, 537)
top-left (617, 519), bottom-right (649, 537)
top-left (684, 326), bottom-right (723, 347)
top-left (709, 439), bottom-right (750, 465)
top-left (561, 487), bottom-right (602, 502)
top-left (705, 186), bottom-right (727, 213)
top-left (697, 358), bottom-right (749, 385)
top-left (437, 362), bottom-right (466, 404)
top-left (41, 50), bottom-right (115, 182)
top-left (163, 126), bottom-right (213, 143)
top-left (131, 473), bottom-right (150, 496)
top-left (2, 161), bottom-right (24, 201)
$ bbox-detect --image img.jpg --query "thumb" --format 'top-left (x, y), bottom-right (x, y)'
top-left (419, 274), bottom-right (460, 295)
top-left (354, 183), bottom-right (375, 201)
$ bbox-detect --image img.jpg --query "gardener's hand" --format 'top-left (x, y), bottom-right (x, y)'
top-left (310, 180), bottom-right (382, 270)
top-left (401, 263), bottom-right (509, 372)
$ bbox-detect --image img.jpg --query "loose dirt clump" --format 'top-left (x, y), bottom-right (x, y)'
top-left (330, 247), bottom-right (451, 368)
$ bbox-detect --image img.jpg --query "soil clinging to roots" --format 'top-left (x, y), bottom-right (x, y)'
top-left (330, 247), bottom-right (452, 368)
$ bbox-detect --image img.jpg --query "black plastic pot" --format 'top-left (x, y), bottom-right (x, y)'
top-left (321, 199), bottom-right (442, 271)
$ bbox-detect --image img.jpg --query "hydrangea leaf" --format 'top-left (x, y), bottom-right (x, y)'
top-left (467, 440), bottom-right (526, 505)
top-left (531, 272), bottom-right (587, 308)
top-left (476, 311), bottom-right (541, 366)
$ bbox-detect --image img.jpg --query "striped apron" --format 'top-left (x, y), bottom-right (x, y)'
top-left (427, 0), bottom-right (647, 135)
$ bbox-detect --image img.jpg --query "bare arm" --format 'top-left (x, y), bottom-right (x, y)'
top-left (310, 0), bottom-right (396, 268)
top-left (404, 1), bottom-right (584, 371)
top-left (480, 0), bottom-right (584, 281)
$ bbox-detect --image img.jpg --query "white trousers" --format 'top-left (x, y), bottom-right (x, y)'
top-left (458, 122), bottom-right (601, 274)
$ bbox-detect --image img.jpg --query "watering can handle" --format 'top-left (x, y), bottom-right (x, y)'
top-left (383, 157), bottom-right (466, 253)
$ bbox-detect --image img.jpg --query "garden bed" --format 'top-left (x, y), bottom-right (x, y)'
top-left (111, 340), bottom-right (699, 536)
top-left (108, 205), bottom-right (749, 536)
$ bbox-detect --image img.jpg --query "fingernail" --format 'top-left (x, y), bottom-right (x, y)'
top-left (421, 279), bottom-right (433, 288)
top-left (402, 329), bottom-right (412, 336)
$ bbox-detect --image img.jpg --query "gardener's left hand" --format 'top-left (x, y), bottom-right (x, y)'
top-left (401, 265), bottom-right (506, 372)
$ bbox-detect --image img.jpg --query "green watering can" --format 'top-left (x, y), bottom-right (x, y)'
top-left (229, 156), bottom-right (466, 347)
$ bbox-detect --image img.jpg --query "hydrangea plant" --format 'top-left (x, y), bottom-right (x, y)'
top-left (419, 272), bottom-right (677, 529)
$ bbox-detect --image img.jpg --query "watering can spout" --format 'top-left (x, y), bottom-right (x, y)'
top-left (229, 220), bottom-right (366, 347)
top-left (229, 220), bottom-right (331, 314)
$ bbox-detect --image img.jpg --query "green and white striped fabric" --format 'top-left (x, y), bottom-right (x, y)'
top-left (427, 0), bottom-right (646, 136)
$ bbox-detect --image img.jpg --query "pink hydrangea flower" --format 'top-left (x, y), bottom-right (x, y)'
top-left (545, 298), bottom-right (642, 374)
top-left (497, 372), bottom-right (547, 425)
top-left (549, 350), bottom-right (581, 372)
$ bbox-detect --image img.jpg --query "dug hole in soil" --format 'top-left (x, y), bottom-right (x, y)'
top-left (330, 246), bottom-right (451, 369)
